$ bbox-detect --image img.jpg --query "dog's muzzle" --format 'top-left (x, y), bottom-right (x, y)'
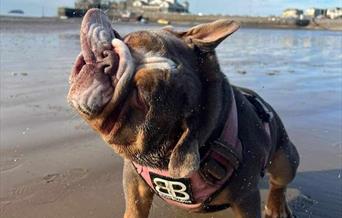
top-left (68, 9), bottom-right (135, 116)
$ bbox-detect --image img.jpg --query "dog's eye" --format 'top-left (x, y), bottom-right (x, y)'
top-left (131, 88), bottom-right (148, 112)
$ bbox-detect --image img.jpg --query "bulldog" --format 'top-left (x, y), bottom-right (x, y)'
top-left (68, 9), bottom-right (299, 218)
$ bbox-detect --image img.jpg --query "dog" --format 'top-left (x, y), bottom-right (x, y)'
top-left (68, 9), bottom-right (299, 218)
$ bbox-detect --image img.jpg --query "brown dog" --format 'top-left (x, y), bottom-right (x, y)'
top-left (68, 9), bottom-right (299, 218)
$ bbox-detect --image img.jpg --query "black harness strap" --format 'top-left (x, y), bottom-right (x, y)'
top-left (210, 140), bottom-right (242, 169)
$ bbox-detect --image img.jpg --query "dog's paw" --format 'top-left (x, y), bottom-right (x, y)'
top-left (264, 203), bottom-right (293, 218)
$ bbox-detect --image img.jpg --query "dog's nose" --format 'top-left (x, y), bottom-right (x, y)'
top-left (77, 9), bottom-right (135, 110)
top-left (96, 50), bottom-right (119, 77)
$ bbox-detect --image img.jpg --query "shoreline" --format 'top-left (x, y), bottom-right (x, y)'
top-left (1, 15), bottom-right (341, 31)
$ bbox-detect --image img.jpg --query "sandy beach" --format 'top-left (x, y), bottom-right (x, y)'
top-left (0, 18), bottom-right (341, 218)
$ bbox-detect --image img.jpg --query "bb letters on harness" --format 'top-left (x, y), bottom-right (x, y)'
top-left (149, 172), bottom-right (194, 204)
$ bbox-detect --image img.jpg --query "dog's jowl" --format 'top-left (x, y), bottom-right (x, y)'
top-left (68, 8), bottom-right (299, 218)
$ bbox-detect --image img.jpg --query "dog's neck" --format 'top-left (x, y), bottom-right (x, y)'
top-left (195, 50), bottom-right (234, 146)
top-left (206, 78), bottom-right (234, 144)
top-left (129, 51), bottom-right (235, 170)
top-left (129, 75), bottom-right (234, 170)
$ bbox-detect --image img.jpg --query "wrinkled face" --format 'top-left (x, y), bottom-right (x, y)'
top-left (67, 9), bottom-right (201, 167)
top-left (68, 9), bottom-right (239, 173)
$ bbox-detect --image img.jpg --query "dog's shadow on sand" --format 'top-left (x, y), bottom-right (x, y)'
top-left (148, 169), bottom-right (341, 218)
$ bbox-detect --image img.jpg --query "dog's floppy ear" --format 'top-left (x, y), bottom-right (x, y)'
top-left (180, 19), bottom-right (239, 51)
top-left (168, 120), bottom-right (200, 178)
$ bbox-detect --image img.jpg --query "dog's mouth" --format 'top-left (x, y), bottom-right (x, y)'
top-left (68, 9), bottom-right (135, 126)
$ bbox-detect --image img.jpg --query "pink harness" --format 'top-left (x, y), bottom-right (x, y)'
top-left (132, 90), bottom-right (271, 212)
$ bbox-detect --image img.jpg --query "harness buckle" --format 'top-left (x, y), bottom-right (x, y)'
top-left (199, 140), bottom-right (242, 185)
top-left (199, 158), bottom-right (226, 185)
top-left (211, 140), bottom-right (242, 170)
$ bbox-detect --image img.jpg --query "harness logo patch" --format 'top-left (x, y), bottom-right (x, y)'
top-left (149, 172), bottom-right (194, 204)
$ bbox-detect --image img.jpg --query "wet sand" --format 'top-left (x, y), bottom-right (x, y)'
top-left (0, 18), bottom-right (341, 217)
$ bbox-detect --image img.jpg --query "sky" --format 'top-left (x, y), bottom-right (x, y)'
top-left (0, 0), bottom-right (341, 17)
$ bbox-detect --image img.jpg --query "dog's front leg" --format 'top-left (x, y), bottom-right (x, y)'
top-left (123, 160), bottom-right (154, 218)
top-left (230, 190), bottom-right (262, 218)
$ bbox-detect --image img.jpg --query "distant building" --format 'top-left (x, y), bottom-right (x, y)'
top-left (327, 7), bottom-right (342, 19)
top-left (75, 0), bottom-right (110, 10)
top-left (74, 0), bottom-right (189, 14)
top-left (108, 1), bottom-right (128, 11)
top-left (305, 8), bottom-right (327, 18)
top-left (75, 0), bottom-right (94, 9)
top-left (282, 8), bottom-right (303, 18)
top-left (131, 0), bottom-right (189, 13)
top-left (58, 7), bottom-right (86, 18)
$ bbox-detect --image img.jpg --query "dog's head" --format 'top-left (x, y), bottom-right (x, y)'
top-left (68, 9), bottom-right (239, 177)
